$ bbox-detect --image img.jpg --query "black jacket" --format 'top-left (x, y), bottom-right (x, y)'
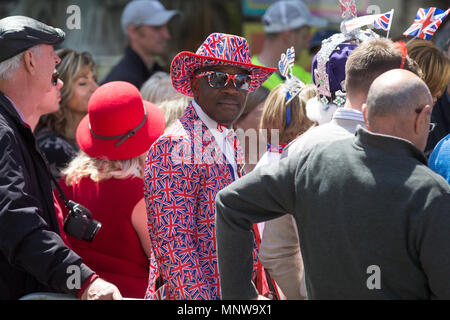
top-left (0, 93), bottom-right (94, 299)
top-left (100, 46), bottom-right (165, 89)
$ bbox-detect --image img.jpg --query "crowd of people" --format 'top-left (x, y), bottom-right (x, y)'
top-left (0, 0), bottom-right (449, 300)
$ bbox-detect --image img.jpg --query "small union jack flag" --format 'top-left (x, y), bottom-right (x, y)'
top-left (373, 10), bottom-right (394, 31)
top-left (278, 53), bottom-right (289, 77)
top-left (403, 7), bottom-right (450, 40)
top-left (286, 46), bottom-right (295, 69)
top-left (278, 47), bottom-right (295, 78)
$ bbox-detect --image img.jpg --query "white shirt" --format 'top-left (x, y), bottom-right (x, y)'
top-left (192, 100), bottom-right (238, 179)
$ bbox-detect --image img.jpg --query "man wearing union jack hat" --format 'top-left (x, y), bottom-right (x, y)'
top-left (143, 33), bottom-right (276, 300)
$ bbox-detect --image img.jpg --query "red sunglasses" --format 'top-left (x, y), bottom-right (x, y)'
top-left (195, 71), bottom-right (251, 91)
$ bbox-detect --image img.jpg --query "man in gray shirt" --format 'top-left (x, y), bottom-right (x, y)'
top-left (216, 69), bottom-right (450, 299)
top-left (259, 38), bottom-right (422, 299)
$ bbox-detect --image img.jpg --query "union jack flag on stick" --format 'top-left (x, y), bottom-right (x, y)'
top-left (343, 10), bottom-right (394, 36)
top-left (403, 7), bottom-right (450, 41)
top-left (373, 9), bottom-right (394, 38)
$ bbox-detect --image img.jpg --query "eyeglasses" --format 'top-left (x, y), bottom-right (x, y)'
top-left (195, 71), bottom-right (251, 91)
top-left (51, 71), bottom-right (59, 86)
top-left (428, 122), bottom-right (436, 132)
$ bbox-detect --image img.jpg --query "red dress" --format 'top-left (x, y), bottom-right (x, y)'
top-left (58, 176), bottom-right (149, 298)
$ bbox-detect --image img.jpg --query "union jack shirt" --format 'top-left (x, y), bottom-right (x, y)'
top-left (144, 103), bottom-right (258, 300)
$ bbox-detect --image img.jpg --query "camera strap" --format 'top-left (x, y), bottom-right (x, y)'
top-left (48, 172), bottom-right (73, 211)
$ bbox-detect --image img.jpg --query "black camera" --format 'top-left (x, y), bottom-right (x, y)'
top-left (63, 200), bottom-right (102, 242)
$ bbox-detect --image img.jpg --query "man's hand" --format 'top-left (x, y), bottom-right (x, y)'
top-left (81, 278), bottom-right (122, 300)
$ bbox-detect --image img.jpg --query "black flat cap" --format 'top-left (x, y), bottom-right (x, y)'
top-left (0, 16), bottom-right (65, 62)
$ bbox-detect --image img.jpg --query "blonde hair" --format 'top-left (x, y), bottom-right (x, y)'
top-left (158, 96), bottom-right (191, 130)
top-left (140, 71), bottom-right (185, 104)
top-left (259, 83), bottom-right (315, 144)
top-left (406, 39), bottom-right (450, 98)
top-left (63, 151), bottom-right (146, 186)
top-left (35, 49), bottom-right (97, 146)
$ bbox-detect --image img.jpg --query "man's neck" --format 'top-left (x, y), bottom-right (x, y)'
top-left (343, 96), bottom-right (365, 112)
top-left (0, 82), bottom-right (38, 125)
top-left (257, 40), bottom-right (284, 69)
top-left (129, 43), bottom-right (155, 70)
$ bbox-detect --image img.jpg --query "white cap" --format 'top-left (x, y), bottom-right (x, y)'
top-left (121, 0), bottom-right (181, 35)
top-left (263, 0), bottom-right (328, 33)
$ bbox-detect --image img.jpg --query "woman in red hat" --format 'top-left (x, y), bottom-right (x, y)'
top-left (57, 81), bottom-right (166, 298)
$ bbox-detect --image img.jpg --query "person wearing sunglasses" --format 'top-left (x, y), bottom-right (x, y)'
top-left (143, 33), bottom-right (275, 300)
top-left (0, 16), bottom-right (121, 300)
top-left (35, 49), bottom-right (99, 180)
top-left (25, 71), bottom-right (63, 131)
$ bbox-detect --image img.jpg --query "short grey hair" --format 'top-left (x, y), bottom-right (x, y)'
top-left (0, 45), bottom-right (42, 80)
top-left (140, 71), bottom-right (184, 104)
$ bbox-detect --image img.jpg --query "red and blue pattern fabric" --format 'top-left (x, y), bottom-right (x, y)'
top-left (267, 143), bottom-right (288, 154)
top-left (171, 33), bottom-right (276, 97)
top-left (403, 7), bottom-right (449, 40)
top-left (143, 103), bottom-right (259, 300)
top-left (373, 11), bottom-right (393, 31)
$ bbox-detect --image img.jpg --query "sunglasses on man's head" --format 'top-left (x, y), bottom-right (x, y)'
top-left (51, 71), bottom-right (59, 86)
top-left (195, 71), bottom-right (251, 91)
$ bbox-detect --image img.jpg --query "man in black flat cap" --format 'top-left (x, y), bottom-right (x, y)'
top-left (0, 16), bottom-right (121, 300)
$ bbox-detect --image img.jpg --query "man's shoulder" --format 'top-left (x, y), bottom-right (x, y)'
top-left (284, 123), bottom-right (353, 157)
top-left (151, 120), bottom-right (190, 150)
top-left (292, 64), bottom-right (313, 84)
top-left (250, 55), bottom-right (262, 66)
top-left (100, 49), bottom-right (148, 87)
top-left (0, 106), bottom-right (18, 140)
top-left (412, 162), bottom-right (450, 193)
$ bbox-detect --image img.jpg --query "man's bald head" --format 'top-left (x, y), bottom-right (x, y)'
top-left (364, 69), bottom-right (433, 151)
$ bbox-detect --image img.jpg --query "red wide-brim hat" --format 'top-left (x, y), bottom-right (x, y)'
top-left (171, 33), bottom-right (276, 97)
top-left (77, 81), bottom-right (166, 161)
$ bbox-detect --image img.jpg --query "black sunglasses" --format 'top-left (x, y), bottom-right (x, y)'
top-left (51, 71), bottom-right (59, 86)
top-left (195, 71), bottom-right (251, 91)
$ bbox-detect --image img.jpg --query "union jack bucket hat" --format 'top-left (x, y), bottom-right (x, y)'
top-left (171, 33), bottom-right (276, 97)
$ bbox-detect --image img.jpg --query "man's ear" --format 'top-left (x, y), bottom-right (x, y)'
top-left (414, 104), bottom-right (432, 134)
top-left (362, 104), bottom-right (370, 131)
top-left (127, 25), bottom-right (139, 40)
top-left (22, 49), bottom-right (36, 75)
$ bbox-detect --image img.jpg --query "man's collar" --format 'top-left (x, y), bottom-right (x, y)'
top-left (191, 100), bottom-right (233, 135)
top-left (332, 107), bottom-right (365, 123)
top-left (355, 126), bottom-right (427, 165)
top-left (4, 94), bottom-right (28, 125)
